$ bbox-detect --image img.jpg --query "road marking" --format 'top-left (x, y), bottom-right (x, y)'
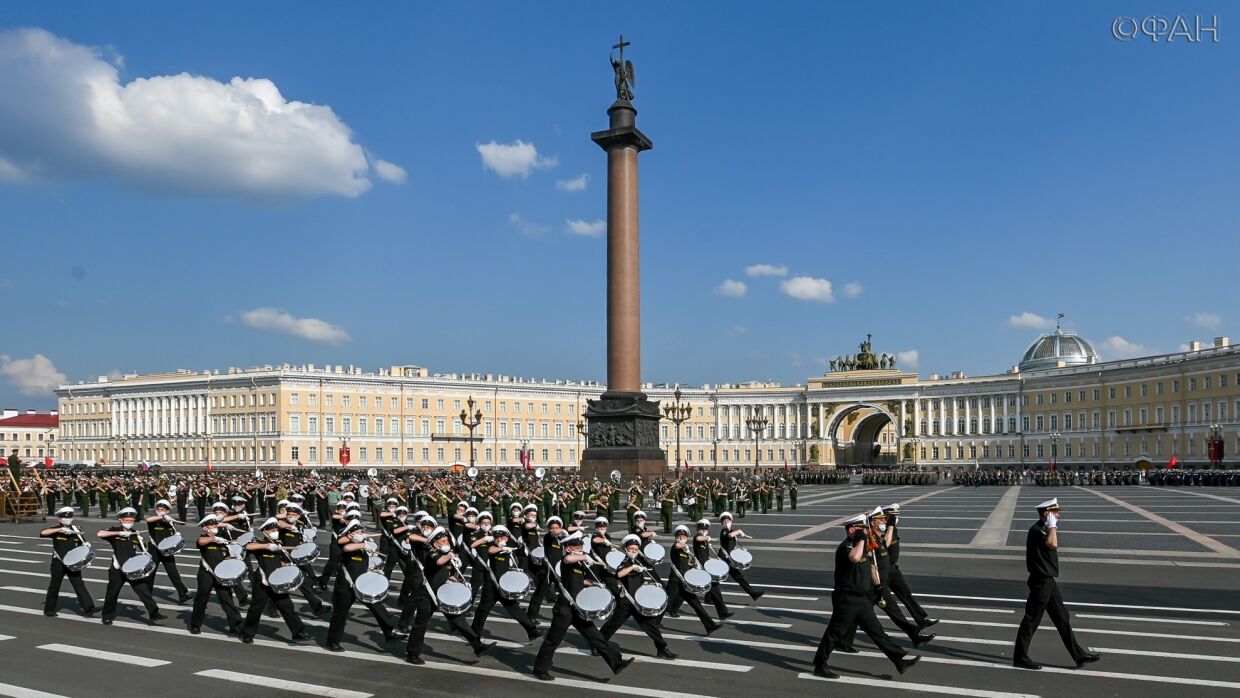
top-left (0, 557), bottom-right (38, 564)
top-left (1094, 646), bottom-right (1240, 663)
top-left (38, 642), bottom-right (171, 666)
top-left (916, 618), bottom-right (1240, 642)
top-left (0, 635), bottom-right (14, 641)
top-left (780, 487), bottom-right (958, 541)
top-left (0, 683), bottom-right (70, 698)
top-left (970, 486), bottom-right (1022, 548)
top-left (797, 673), bottom-right (1038, 698)
top-left (556, 647), bottom-right (752, 671)
top-left (662, 615), bottom-right (790, 628)
top-left (1076, 613), bottom-right (1227, 626)
top-left (1076, 487), bottom-right (1240, 557)
top-left (195, 670), bottom-right (371, 698)
top-left (722, 591), bottom-right (817, 602)
top-left (793, 486), bottom-right (910, 508)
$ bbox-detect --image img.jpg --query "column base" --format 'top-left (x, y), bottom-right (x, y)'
top-left (581, 391), bottom-right (667, 480)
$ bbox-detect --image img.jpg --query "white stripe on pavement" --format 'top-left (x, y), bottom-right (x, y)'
top-left (556, 648), bottom-right (751, 672)
top-left (195, 670), bottom-right (371, 698)
top-left (0, 557), bottom-right (38, 565)
top-left (37, 642), bottom-right (171, 666)
top-left (798, 673), bottom-right (1039, 698)
top-left (0, 683), bottom-right (70, 698)
top-left (0, 635), bottom-right (13, 641)
top-left (1078, 487), bottom-right (1240, 557)
top-left (1093, 646), bottom-right (1240, 664)
top-left (1075, 613), bottom-right (1227, 626)
top-left (919, 618), bottom-right (1240, 642)
top-left (970, 486), bottom-right (1022, 548)
top-left (779, 488), bottom-right (953, 541)
top-left (662, 615), bottom-right (790, 628)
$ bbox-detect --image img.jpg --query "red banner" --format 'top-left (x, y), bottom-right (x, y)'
top-left (339, 445), bottom-right (351, 466)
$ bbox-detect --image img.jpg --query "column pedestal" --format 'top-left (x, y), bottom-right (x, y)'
top-left (581, 391), bottom-right (665, 480)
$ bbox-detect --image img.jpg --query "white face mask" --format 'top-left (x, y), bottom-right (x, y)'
top-left (351, 533), bottom-right (366, 543)
top-left (466, 516), bottom-right (476, 523)
top-left (121, 521), bottom-right (133, 529)
top-left (397, 514), bottom-right (407, 522)
top-left (878, 523), bottom-right (888, 532)
top-left (59, 517), bottom-right (73, 526)
top-left (206, 527), bottom-right (219, 536)
top-left (627, 548), bottom-right (639, 557)
top-left (437, 544), bottom-right (451, 553)
top-left (266, 531), bottom-right (279, 541)
top-left (480, 524), bottom-right (491, 532)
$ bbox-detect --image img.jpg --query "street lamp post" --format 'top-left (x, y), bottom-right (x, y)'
top-left (576, 419), bottom-right (589, 467)
top-left (745, 410), bottom-right (770, 471)
top-left (1050, 431), bottom-right (1061, 471)
top-left (662, 386), bottom-right (692, 474)
top-left (119, 436), bottom-right (128, 469)
top-left (459, 395), bottom-right (483, 470)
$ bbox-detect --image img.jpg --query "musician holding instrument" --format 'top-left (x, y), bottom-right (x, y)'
top-left (839, 507), bottom-right (934, 650)
top-left (325, 520), bottom-right (403, 651)
top-left (421, 527), bottom-right (494, 657)
top-left (145, 499), bottom-right (193, 605)
top-left (97, 507), bottom-right (165, 625)
top-left (531, 530), bottom-right (633, 681)
top-left (525, 512), bottom-right (561, 622)
top-left (278, 503), bottom-right (329, 615)
top-left (238, 518), bottom-right (314, 645)
top-left (319, 500), bottom-right (349, 589)
top-left (599, 534), bottom-right (676, 659)
top-left (471, 524), bottom-right (542, 641)
top-left (693, 519), bottom-right (732, 619)
top-left (401, 514), bottom-right (440, 664)
top-left (188, 514), bottom-right (243, 635)
top-left (881, 503), bottom-right (937, 631)
top-left (41, 506), bottom-right (98, 617)
top-left (664, 525), bottom-right (722, 633)
top-left (717, 512), bottom-right (763, 602)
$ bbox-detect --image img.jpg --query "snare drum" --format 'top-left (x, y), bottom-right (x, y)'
top-left (642, 542), bottom-right (666, 563)
top-left (574, 586), bottom-right (615, 622)
top-left (61, 545), bottom-right (94, 571)
top-left (212, 558), bottom-right (248, 586)
top-left (235, 532), bottom-right (255, 546)
top-left (353, 571), bottom-right (389, 604)
top-left (604, 550), bottom-right (627, 573)
top-left (529, 546), bottom-right (546, 566)
top-left (498, 569), bottom-right (534, 601)
top-left (633, 583), bottom-right (669, 617)
top-left (682, 568), bottom-right (712, 595)
top-left (156, 534), bottom-right (185, 557)
top-left (267, 565), bottom-right (304, 594)
top-left (289, 542), bottom-right (320, 565)
top-left (300, 527), bottom-right (317, 544)
top-left (364, 538), bottom-right (378, 554)
top-left (367, 553), bottom-right (384, 571)
top-left (728, 548), bottom-right (753, 570)
top-left (704, 558), bottom-right (730, 582)
top-left (121, 553), bottom-right (156, 580)
top-left (226, 543), bottom-right (244, 560)
top-left (435, 581), bottom-right (473, 615)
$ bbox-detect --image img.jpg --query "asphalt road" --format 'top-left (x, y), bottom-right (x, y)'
top-left (2, 483), bottom-right (1239, 698)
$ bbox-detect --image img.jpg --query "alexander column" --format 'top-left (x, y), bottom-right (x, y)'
top-left (581, 36), bottom-right (665, 480)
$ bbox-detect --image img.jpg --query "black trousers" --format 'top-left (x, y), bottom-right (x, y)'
top-left (842, 584), bottom-right (922, 645)
top-left (320, 542), bottom-right (343, 587)
top-left (705, 581), bottom-right (730, 616)
top-left (526, 563), bottom-right (549, 619)
top-left (533, 597), bottom-right (622, 674)
top-left (101, 566), bottom-right (159, 622)
top-left (189, 567), bottom-right (242, 631)
top-left (814, 591), bottom-right (906, 669)
top-left (176, 500), bottom-right (189, 524)
top-left (472, 575), bottom-right (538, 637)
top-left (297, 573), bottom-right (325, 612)
top-left (721, 553), bottom-right (761, 600)
top-left (156, 553), bottom-right (189, 597)
top-left (1014, 576), bottom-right (1088, 663)
top-left (44, 557), bottom-right (95, 613)
top-left (886, 564), bottom-right (929, 624)
top-left (240, 573), bottom-right (305, 640)
top-left (402, 585), bottom-right (436, 658)
top-left (326, 575), bottom-right (395, 645)
top-left (600, 597), bottom-right (667, 652)
top-left (666, 576), bottom-right (716, 630)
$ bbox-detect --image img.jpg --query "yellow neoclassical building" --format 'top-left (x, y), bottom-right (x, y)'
top-left (55, 331), bottom-right (1240, 471)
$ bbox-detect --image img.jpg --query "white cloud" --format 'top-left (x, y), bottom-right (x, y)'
top-left (556, 173), bottom-right (589, 192)
top-left (724, 325), bottom-right (748, 337)
top-left (744, 264), bottom-right (788, 278)
top-left (371, 159), bottom-right (407, 184)
top-left (1098, 336), bottom-right (1148, 360)
top-left (476, 139), bottom-right (556, 178)
top-left (715, 279), bottom-right (747, 298)
top-left (0, 354), bottom-right (67, 396)
top-left (896, 349), bottom-right (919, 369)
top-left (564, 218), bottom-right (605, 237)
top-left (790, 352), bottom-right (804, 368)
top-left (780, 276), bottom-right (833, 303)
top-left (1178, 343), bottom-right (1192, 352)
top-left (1007, 312), bottom-right (1055, 330)
top-left (1186, 312), bottom-right (1222, 331)
top-left (0, 28), bottom-right (401, 200)
top-left (508, 212), bottom-right (549, 237)
top-left (240, 308), bottom-right (351, 345)
top-left (842, 282), bottom-right (863, 299)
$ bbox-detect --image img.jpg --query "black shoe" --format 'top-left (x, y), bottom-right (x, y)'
top-left (719, 611), bottom-right (735, 619)
top-left (326, 642), bottom-right (345, 652)
top-left (657, 648), bottom-right (678, 660)
top-left (101, 619), bottom-right (113, 625)
top-left (589, 647), bottom-right (599, 656)
top-left (264, 610), bottom-right (279, 618)
top-left (1013, 658), bottom-right (1042, 670)
top-left (812, 664), bottom-right (840, 679)
top-left (666, 610), bottom-right (681, 618)
top-left (1075, 652), bottom-right (1102, 668)
top-left (751, 591), bottom-right (765, 602)
top-left (533, 671), bottom-right (554, 681)
top-left (314, 605), bottom-right (331, 616)
top-left (896, 655), bottom-right (920, 675)
top-left (612, 657), bottom-right (635, 676)
top-left (43, 611), bottom-right (57, 617)
top-left (240, 636), bottom-right (253, 644)
top-left (474, 641), bottom-right (496, 657)
top-left (836, 645), bottom-right (860, 654)
top-left (292, 632), bottom-right (314, 643)
top-left (526, 628), bottom-right (544, 641)
top-left (177, 593), bottom-right (193, 605)
top-left (237, 599), bottom-right (250, 608)
top-left (188, 626), bottom-right (201, 635)
top-left (226, 625), bottom-right (240, 635)
top-left (82, 607), bottom-right (99, 616)
top-left (705, 621), bottom-right (724, 635)
top-left (918, 618), bottom-right (939, 629)
top-left (149, 612), bottom-right (167, 622)
top-left (405, 654), bottom-right (425, 665)
top-left (913, 633), bottom-right (935, 648)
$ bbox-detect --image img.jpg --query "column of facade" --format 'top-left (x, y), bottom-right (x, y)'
top-left (912, 398), bottom-right (921, 436)
top-left (1002, 393), bottom-right (1009, 434)
top-left (951, 398), bottom-right (959, 436)
top-left (964, 398), bottom-right (971, 435)
top-left (989, 396), bottom-right (997, 435)
top-left (898, 400), bottom-right (907, 438)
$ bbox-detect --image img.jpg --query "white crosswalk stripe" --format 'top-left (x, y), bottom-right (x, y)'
top-left (37, 642), bottom-right (171, 666)
top-left (195, 670), bottom-right (372, 698)
top-left (0, 682), bottom-right (71, 698)
top-left (798, 672), bottom-right (1041, 698)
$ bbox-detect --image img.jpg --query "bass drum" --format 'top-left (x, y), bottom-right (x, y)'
top-left (704, 558), bottom-right (730, 582)
top-left (156, 534), bottom-right (185, 556)
top-left (604, 550), bottom-right (627, 572)
top-left (435, 581), bottom-right (473, 615)
top-left (642, 542), bottom-right (666, 563)
top-left (212, 559), bottom-right (248, 586)
top-left (61, 545), bottom-right (94, 571)
top-left (121, 553), bottom-right (156, 581)
top-left (682, 568), bottom-right (713, 595)
top-left (353, 571), bottom-right (389, 604)
top-left (289, 542), bottom-right (320, 565)
top-left (575, 586), bottom-right (615, 622)
top-left (728, 548), bottom-right (753, 570)
top-left (633, 584), bottom-right (669, 617)
top-left (267, 565), bottom-right (304, 594)
top-left (498, 570), bottom-right (534, 601)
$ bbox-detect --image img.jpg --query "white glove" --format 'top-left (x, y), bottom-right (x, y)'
top-left (60, 527), bottom-right (73, 534)
top-left (213, 536), bottom-right (229, 544)
top-left (631, 565), bottom-right (647, 573)
top-left (118, 530), bottom-right (133, 537)
top-left (583, 557), bottom-right (596, 567)
top-left (267, 543), bottom-right (280, 551)
top-left (1046, 513), bottom-right (1058, 529)
top-left (482, 536), bottom-right (494, 543)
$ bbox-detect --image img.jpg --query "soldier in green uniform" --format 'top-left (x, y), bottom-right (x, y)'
top-left (789, 478), bottom-right (798, 510)
top-left (660, 486), bottom-right (676, 534)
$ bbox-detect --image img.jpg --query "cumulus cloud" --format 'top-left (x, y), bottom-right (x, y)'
top-left (896, 350), bottom-right (919, 369)
top-left (780, 276), bottom-right (833, 303)
top-left (508, 212), bottom-right (549, 237)
top-left (842, 282), bottom-right (863, 299)
top-left (715, 280), bottom-right (747, 298)
top-left (1098, 336), bottom-right (1148, 360)
top-left (565, 218), bottom-right (605, 237)
top-left (240, 308), bottom-right (351, 345)
top-left (744, 264), bottom-right (788, 278)
top-left (0, 354), bottom-right (67, 396)
top-left (556, 174), bottom-right (589, 192)
top-left (1186, 312), bottom-right (1222, 331)
top-left (1007, 312), bottom-right (1055, 330)
top-left (0, 28), bottom-right (401, 200)
top-left (476, 139), bottom-right (556, 178)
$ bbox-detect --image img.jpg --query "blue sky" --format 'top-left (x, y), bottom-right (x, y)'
top-left (1, 2), bottom-right (1237, 409)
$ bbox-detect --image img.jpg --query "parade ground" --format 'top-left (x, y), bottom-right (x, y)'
top-left (2, 482), bottom-right (1240, 698)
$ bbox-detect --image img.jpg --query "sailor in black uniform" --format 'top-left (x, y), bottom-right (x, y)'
top-left (600, 534), bottom-right (676, 659)
top-left (41, 506), bottom-right (97, 616)
top-left (238, 517), bottom-right (314, 644)
top-left (470, 524), bottom-right (542, 641)
top-left (420, 527), bottom-right (494, 658)
top-left (325, 519), bottom-right (403, 651)
top-left (188, 514), bottom-right (243, 634)
top-left (402, 514), bottom-right (440, 664)
top-left (96, 507), bottom-right (164, 625)
top-left (881, 503), bottom-right (937, 630)
top-left (716, 512), bottom-right (763, 602)
top-left (693, 519), bottom-right (732, 619)
top-left (665, 525), bottom-right (722, 633)
top-left (145, 499), bottom-right (193, 604)
top-left (278, 503), bottom-right (328, 615)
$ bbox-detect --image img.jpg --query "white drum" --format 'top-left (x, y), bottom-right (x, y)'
top-left (301, 527), bottom-right (318, 544)
top-left (682, 568), bottom-right (712, 595)
top-left (633, 584), bottom-right (669, 617)
top-left (267, 565), bottom-right (303, 594)
top-left (213, 558), bottom-right (248, 586)
top-left (498, 569), bottom-right (534, 601)
top-left (704, 558), bottom-right (730, 582)
top-left (226, 543), bottom-right (244, 560)
top-left (604, 550), bottom-right (627, 572)
top-left (121, 553), bottom-right (156, 580)
top-left (364, 538), bottom-right (379, 554)
top-left (61, 545), bottom-right (94, 571)
top-left (529, 546), bottom-right (546, 566)
top-left (156, 534), bottom-right (185, 556)
top-left (575, 586), bottom-right (615, 622)
top-left (235, 532), bottom-right (255, 546)
top-left (436, 581), bottom-right (473, 615)
top-left (367, 553), bottom-right (384, 571)
top-left (353, 571), bottom-right (389, 604)
top-left (728, 548), bottom-right (753, 570)
top-left (289, 542), bottom-right (320, 565)
top-left (642, 542), bottom-right (666, 563)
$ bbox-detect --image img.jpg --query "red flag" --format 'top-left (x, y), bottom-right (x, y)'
top-left (684, 459), bottom-right (691, 471)
top-left (523, 448), bottom-right (532, 472)
top-left (206, 462), bottom-right (213, 473)
top-left (339, 445), bottom-right (351, 466)
top-left (43, 455), bottom-right (53, 469)
top-left (1168, 455), bottom-right (1178, 469)
top-left (1049, 460), bottom-right (1055, 473)
top-left (784, 458), bottom-right (790, 473)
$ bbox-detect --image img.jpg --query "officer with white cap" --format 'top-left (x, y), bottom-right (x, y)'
top-left (96, 507), bottom-right (165, 625)
top-left (665, 524), bottom-right (722, 634)
top-left (40, 506), bottom-right (97, 617)
top-left (881, 502), bottom-right (937, 630)
top-left (1013, 498), bottom-right (1101, 670)
top-left (144, 498), bottom-right (193, 604)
